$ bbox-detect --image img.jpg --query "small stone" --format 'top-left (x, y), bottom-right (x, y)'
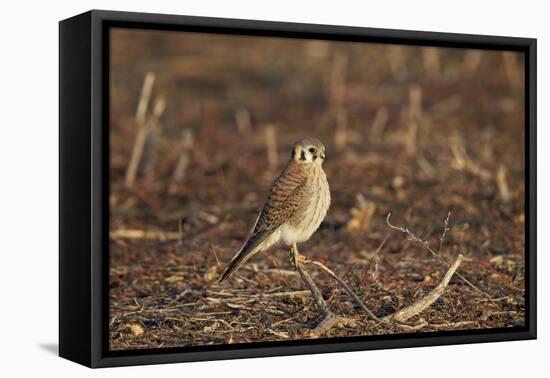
top-left (129, 323), bottom-right (144, 337)
top-left (204, 265), bottom-right (219, 282)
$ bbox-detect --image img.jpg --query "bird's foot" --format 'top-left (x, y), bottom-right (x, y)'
top-left (289, 246), bottom-right (309, 269)
top-left (294, 253), bottom-right (309, 266)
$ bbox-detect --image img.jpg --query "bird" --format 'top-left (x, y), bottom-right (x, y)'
top-left (218, 138), bottom-right (330, 283)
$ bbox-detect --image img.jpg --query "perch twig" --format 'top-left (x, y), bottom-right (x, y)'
top-left (290, 244), bottom-right (342, 336)
top-left (304, 259), bottom-right (379, 321)
top-left (290, 244), bottom-right (332, 317)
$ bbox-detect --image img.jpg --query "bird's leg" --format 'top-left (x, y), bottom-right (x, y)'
top-left (290, 243), bottom-right (309, 266)
top-left (290, 243), bottom-right (333, 319)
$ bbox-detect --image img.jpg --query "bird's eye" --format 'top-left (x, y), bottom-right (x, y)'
top-left (308, 148), bottom-right (316, 153)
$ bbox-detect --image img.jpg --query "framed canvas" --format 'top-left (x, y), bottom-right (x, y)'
top-left (59, 10), bottom-right (537, 368)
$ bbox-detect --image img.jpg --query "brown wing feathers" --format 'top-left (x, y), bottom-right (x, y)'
top-left (218, 162), bottom-right (306, 282)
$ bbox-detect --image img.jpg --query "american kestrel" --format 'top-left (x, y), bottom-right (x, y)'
top-left (219, 138), bottom-right (330, 282)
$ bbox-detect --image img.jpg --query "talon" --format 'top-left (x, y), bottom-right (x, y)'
top-left (290, 244), bottom-right (308, 268)
top-left (296, 254), bottom-right (308, 264)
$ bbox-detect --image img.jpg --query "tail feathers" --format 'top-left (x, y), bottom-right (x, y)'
top-left (218, 230), bottom-right (271, 283)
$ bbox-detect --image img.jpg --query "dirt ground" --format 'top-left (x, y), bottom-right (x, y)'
top-left (108, 28), bottom-right (526, 351)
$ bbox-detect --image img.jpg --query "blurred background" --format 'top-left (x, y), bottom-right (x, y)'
top-left (109, 28), bottom-right (525, 350)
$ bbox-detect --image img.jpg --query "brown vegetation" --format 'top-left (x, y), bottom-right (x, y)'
top-left (108, 29), bottom-right (525, 350)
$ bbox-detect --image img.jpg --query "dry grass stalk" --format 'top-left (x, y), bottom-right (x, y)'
top-left (110, 228), bottom-right (182, 242)
top-left (390, 254), bottom-right (463, 322)
top-left (258, 290), bottom-right (310, 299)
top-left (439, 212), bottom-right (452, 252)
top-left (417, 155), bottom-right (437, 179)
top-left (386, 45), bottom-right (408, 80)
top-left (329, 52), bottom-right (348, 111)
top-left (346, 193), bottom-right (377, 232)
top-left (305, 40), bottom-right (330, 60)
top-left (235, 108), bottom-right (252, 135)
top-left (125, 123), bottom-right (149, 187)
top-left (431, 95), bottom-right (462, 118)
top-left (405, 121), bottom-right (419, 157)
top-left (405, 85), bottom-right (423, 156)
top-left (450, 136), bottom-right (492, 180)
top-left (501, 52), bottom-right (522, 90)
top-left (370, 235), bottom-right (389, 285)
top-left (463, 50), bottom-right (483, 74)
top-left (422, 47), bottom-right (441, 77)
top-left (334, 108), bottom-right (349, 149)
top-left (430, 321), bottom-right (476, 329)
top-left (264, 125), bottom-right (278, 169)
top-left (137, 127), bottom-right (159, 177)
top-left (125, 93), bottom-right (166, 187)
top-left (168, 128), bottom-right (195, 193)
top-left (370, 107), bottom-right (389, 142)
top-left (135, 72), bottom-right (155, 127)
top-left (134, 73), bottom-right (159, 177)
top-left (497, 165), bottom-right (511, 202)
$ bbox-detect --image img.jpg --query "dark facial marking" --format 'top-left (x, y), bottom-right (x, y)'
top-left (300, 150), bottom-right (306, 161)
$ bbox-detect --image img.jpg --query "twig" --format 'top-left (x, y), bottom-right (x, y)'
top-left (305, 259), bottom-right (379, 321)
top-left (439, 211), bottom-right (452, 253)
top-left (266, 328), bottom-right (290, 339)
top-left (389, 254), bottom-right (463, 322)
top-left (271, 314), bottom-right (301, 327)
top-left (210, 244), bottom-right (221, 268)
top-left (370, 235), bottom-right (390, 286)
top-left (386, 213), bottom-right (491, 299)
top-left (259, 290), bottom-right (311, 299)
top-left (430, 320), bottom-right (476, 330)
top-left (291, 246), bottom-right (332, 317)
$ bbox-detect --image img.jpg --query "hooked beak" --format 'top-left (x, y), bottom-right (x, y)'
top-left (320, 152), bottom-right (326, 160)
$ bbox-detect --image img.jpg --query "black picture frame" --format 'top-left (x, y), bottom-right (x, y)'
top-left (59, 9), bottom-right (537, 368)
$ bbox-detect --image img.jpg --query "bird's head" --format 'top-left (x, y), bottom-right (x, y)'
top-left (291, 138), bottom-right (326, 165)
